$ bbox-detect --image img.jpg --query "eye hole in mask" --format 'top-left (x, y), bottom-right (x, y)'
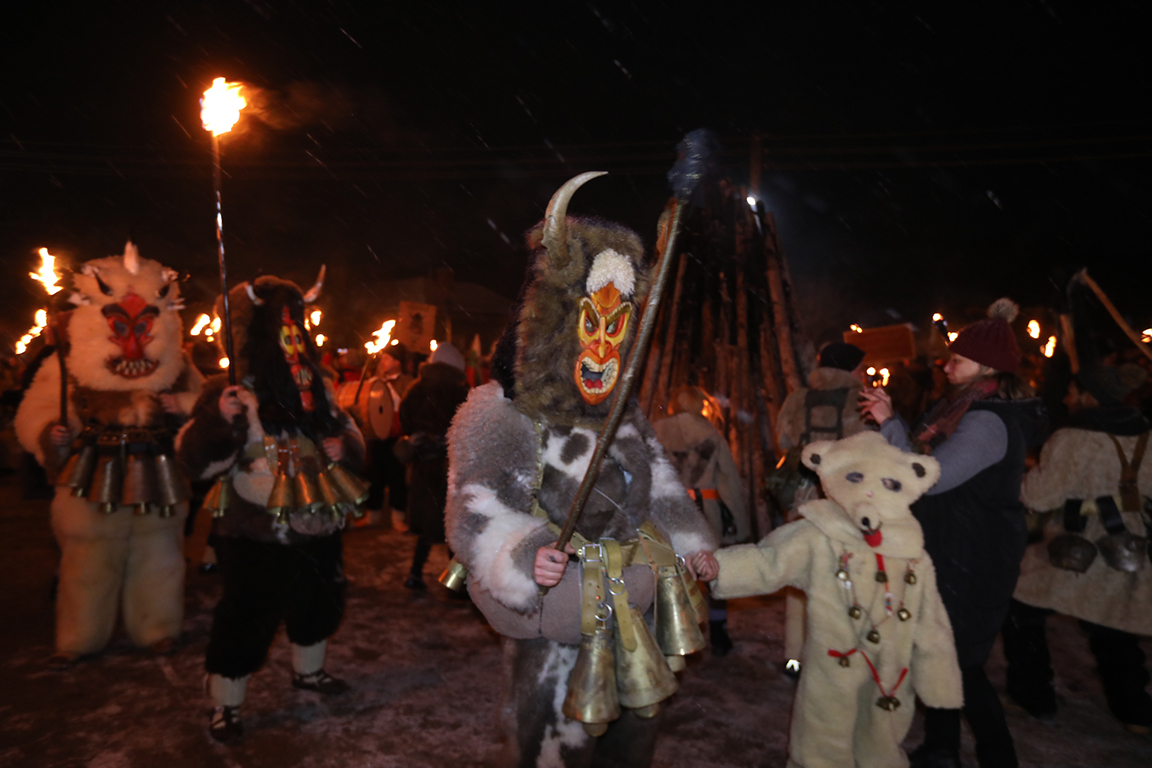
top-left (846, 472), bottom-right (864, 483)
top-left (882, 478), bottom-right (902, 492)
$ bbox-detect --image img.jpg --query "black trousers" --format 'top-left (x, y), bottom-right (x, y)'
top-left (921, 665), bottom-right (1018, 768)
top-left (1003, 598), bottom-right (1152, 726)
top-left (206, 534), bottom-right (345, 679)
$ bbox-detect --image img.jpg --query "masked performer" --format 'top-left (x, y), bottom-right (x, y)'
top-left (175, 270), bottom-right (368, 743)
top-left (16, 243), bottom-right (203, 669)
top-left (445, 173), bottom-right (718, 768)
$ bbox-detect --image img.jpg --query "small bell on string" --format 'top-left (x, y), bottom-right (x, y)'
top-left (848, 605), bottom-right (863, 620)
top-left (866, 629), bottom-right (881, 644)
top-left (876, 695), bottom-right (901, 711)
top-left (905, 572), bottom-right (917, 585)
top-left (897, 608), bottom-right (912, 622)
top-left (838, 655), bottom-right (851, 668)
top-left (836, 569), bottom-right (849, 581)
top-left (875, 570), bottom-right (888, 583)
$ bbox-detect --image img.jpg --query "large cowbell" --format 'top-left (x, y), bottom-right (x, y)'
top-left (655, 564), bottom-right (706, 663)
top-left (614, 605), bottom-right (677, 717)
top-left (563, 609), bottom-right (620, 737)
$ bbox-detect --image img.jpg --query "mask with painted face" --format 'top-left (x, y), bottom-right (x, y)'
top-left (575, 281), bottom-right (633, 405)
top-left (278, 305), bottom-right (315, 412)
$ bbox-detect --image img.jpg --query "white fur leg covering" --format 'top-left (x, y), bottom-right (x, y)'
top-left (291, 640), bottom-right (327, 676)
top-left (208, 674), bottom-right (249, 708)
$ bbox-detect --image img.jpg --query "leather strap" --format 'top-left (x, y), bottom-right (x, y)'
top-left (580, 544), bottom-right (606, 636)
top-left (602, 539), bottom-right (636, 651)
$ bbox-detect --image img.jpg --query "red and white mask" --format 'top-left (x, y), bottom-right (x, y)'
top-left (278, 306), bottom-right (315, 412)
top-left (574, 249), bottom-right (636, 406)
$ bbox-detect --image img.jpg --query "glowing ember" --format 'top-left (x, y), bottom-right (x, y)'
top-left (364, 320), bottom-right (397, 354)
top-left (850, 324), bottom-right (863, 333)
top-left (200, 78), bottom-right (247, 136)
top-left (1042, 336), bottom-right (1057, 358)
top-left (219, 357), bottom-right (230, 369)
top-left (1027, 320), bottom-right (1040, 339)
top-left (310, 310), bottom-right (322, 327)
top-left (430, 339), bottom-right (439, 352)
top-left (30, 247), bottom-right (63, 295)
top-left (315, 334), bottom-right (326, 347)
top-left (190, 313), bottom-right (211, 336)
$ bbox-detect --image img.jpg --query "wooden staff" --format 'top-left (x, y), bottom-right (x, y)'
top-left (1076, 270), bottom-right (1152, 364)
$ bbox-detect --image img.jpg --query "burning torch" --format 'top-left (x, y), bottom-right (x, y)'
top-left (200, 78), bottom-right (247, 385)
top-left (28, 248), bottom-right (67, 425)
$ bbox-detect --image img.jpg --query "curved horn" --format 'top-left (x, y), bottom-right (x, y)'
top-left (542, 172), bottom-right (607, 269)
top-left (244, 283), bottom-right (264, 306)
top-left (303, 264), bottom-right (326, 304)
top-left (123, 241), bottom-right (140, 275)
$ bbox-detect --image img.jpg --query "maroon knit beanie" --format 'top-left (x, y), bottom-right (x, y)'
top-left (947, 298), bottom-right (1022, 374)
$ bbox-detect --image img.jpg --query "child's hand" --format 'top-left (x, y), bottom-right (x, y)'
top-left (688, 550), bottom-right (719, 582)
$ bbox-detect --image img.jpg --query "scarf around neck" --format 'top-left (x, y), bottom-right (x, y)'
top-left (913, 377), bottom-right (999, 452)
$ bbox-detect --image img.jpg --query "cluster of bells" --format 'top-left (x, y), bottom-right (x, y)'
top-left (59, 430), bottom-right (189, 517)
top-left (443, 558), bottom-right (709, 736)
top-left (204, 463), bottom-right (371, 523)
top-left (834, 567), bottom-right (916, 661)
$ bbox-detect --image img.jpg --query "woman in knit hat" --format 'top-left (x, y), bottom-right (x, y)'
top-left (860, 299), bottom-right (1048, 768)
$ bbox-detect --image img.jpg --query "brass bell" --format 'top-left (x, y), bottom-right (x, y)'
top-left (59, 443), bottom-right (97, 496)
top-left (838, 655), bottom-right (851, 668)
top-left (293, 470), bottom-right (321, 512)
top-left (439, 558), bottom-right (469, 592)
top-left (89, 453), bottom-right (124, 511)
top-left (562, 615), bottom-right (620, 735)
top-left (665, 655), bottom-right (686, 672)
top-left (904, 572), bottom-right (917, 585)
top-left (897, 607), bottom-right (912, 622)
top-left (157, 505), bottom-right (175, 519)
top-left (205, 475), bottom-right (234, 518)
top-left (875, 570), bottom-right (888, 583)
top-left (266, 472), bottom-right (295, 517)
top-left (326, 462), bottom-right (371, 506)
top-left (866, 629), bottom-right (881, 644)
top-left (615, 605), bottom-right (677, 713)
top-left (154, 453), bottom-right (189, 506)
top-left (848, 605), bottom-right (863, 620)
top-left (315, 469), bottom-right (343, 515)
top-left (877, 695), bottom-right (901, 711)
top-left (682, 568), bottom-right (709, 625)
top-left (654, 565), bottom-right (706, 657)
top-left (836, 569), bottom-right (849, 581)
top-left (121, 453), bottom-right (160, 509)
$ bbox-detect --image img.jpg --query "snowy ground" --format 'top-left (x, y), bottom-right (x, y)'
top-left (1, 476), bottom-right (1150, 768)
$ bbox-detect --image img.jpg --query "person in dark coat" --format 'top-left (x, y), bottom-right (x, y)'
top-left (395, 342), bottom-right (470, 589)
top-left (861, 298), bottom-right (1048, 768)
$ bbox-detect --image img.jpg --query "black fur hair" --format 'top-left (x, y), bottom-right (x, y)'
top-left (243, 281), bottom-right (339, 440)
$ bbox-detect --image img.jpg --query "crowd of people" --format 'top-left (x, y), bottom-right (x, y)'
top-left (4, 184), bottom-right (1152, 767)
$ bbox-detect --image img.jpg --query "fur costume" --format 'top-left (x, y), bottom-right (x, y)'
top-left (15, 243), bottom-right (203, 658)
top-left (1014, 426), bottom-right (1152, 634)
top-left (445, 174), bottom-right (716, 768)
top-left (174, 270), bottom-right (365, 726)
top-left (712, 432), bottom-right (962, 768)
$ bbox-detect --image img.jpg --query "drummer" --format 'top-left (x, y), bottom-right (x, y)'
top-left (362, 343), bottom-right (414, 527)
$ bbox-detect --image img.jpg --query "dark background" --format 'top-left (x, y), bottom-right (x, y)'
top-left (2, 1), bottom-right (1149, 347)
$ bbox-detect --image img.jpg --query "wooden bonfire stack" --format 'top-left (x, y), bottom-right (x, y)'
top-left (638, 178), bottom-right (811, 537)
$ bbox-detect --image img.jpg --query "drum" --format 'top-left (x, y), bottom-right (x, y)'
top-left (335, 378), bottom-right (396, 440)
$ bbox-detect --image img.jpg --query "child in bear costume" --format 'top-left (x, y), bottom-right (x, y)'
top-left (712, 432), bottom-right (962, 768)
top-left (15, 243), bottom-right (202, 669)
top-left (445, 172), bottom-right (718, 768)
top-left (175, 269), bottom-right (368, 743)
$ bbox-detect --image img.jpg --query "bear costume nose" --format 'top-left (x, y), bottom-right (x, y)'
top-left (860, 516), bottom-right (872, 529)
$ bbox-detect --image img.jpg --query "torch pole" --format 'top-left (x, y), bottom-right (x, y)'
top-left (213, 134), bottom-right (238, 386)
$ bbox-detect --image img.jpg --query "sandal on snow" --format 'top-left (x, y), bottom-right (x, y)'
top-left (209, 706), bottom-right (243, 743)
top-left (292, 669), bottom-right (350, 696)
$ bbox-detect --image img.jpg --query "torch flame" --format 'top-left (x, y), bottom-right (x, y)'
top-left (879, 367), bottom-right (890, 387)
top-left (210, 316), bottom-right (222, 334)
top-left (1042, 336), bottom-right (1057, 358)
top-left (219, 357), bottom-right (230, 369)
top-left (947, 332), bottom-right (958, 342)
top-left (364, 320), bottom-right (397, 354)
top-left (429, 339), bottom-right (438, 352)
top-left (932, 313), bottom-right (943, 323)
top-left (190, 313), bottom-right (211, 336)
top-left (310, 310), bottom-right (322, 327)
top-left (14, 306), bottom-right (52, 354)
top-left (200, 78), bottom-right (247, 137)
top-left (1142, 328), bottom-right (1151, 344)
top-left (315, 334), bottom-right (326, 347)
top-left (1027, 320), bottom-right (1040, 339)
top-left (850, 324), bottom-right (863, 334)
top-left (30, 248), bottom-right (63, 295)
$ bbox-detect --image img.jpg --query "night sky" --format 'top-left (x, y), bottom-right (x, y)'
top-left (3, 1), bottom-right (1150, 347)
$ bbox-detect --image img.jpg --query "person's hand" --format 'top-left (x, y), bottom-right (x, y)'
top-left (218, 386), bottom-right (256, 422)
top-left (858, 387), bottom-right (894, 426)
top-left (688, 551), bottom-right (719, 582)
top-left (534, 542), bottom-right (577, 587)
top-left (159, 393), bottom-right (182, 415)
top-left (322, 437), bottom-right (344, 463)
top-left (49, 424), bottom-right (72, 447)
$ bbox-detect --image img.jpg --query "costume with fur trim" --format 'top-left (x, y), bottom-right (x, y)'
top-left (174, 271), bottom-right (365, 726)
top-left (712, 432), bottom-right (961, 768)
top-left (15, 243), bottom-right (203, 659)
top-left (445, 175), bottom-right (715, 768)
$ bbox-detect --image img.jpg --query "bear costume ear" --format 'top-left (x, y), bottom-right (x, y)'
top-left (905, 455), bottom-right (941, 496)
top-left (801, 440), bottom-right (834, 472)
